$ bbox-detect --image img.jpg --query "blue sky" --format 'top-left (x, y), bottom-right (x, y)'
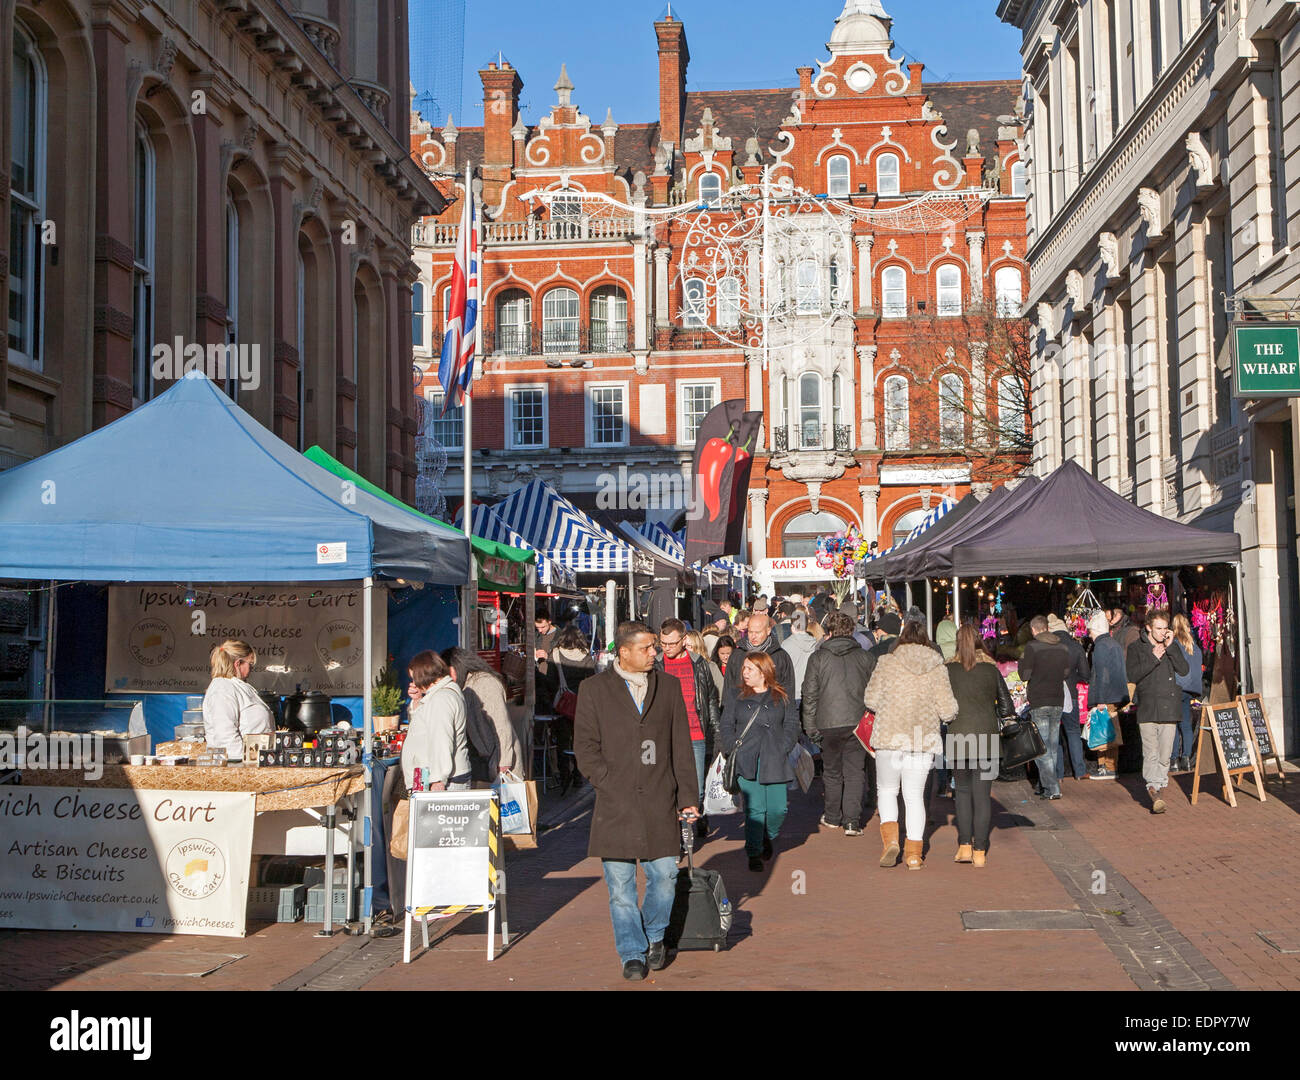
top-left (415, 0), bottom-right (1023, 128)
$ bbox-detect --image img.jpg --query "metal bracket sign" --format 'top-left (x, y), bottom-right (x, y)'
top-left (1232, 323), bottom-right (1300, 398)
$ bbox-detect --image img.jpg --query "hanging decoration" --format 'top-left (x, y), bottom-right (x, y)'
top-left (1144, 570), bottom-right (1168, 612)
top-left (1191, 591), bottom-right (1235, 653)
top-left (1066, 581), bottom-right (1103, 639)
top-left (815, 526), bottom-right (871, 603)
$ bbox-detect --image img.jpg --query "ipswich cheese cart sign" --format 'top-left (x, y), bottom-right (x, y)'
top-left (0, 788), bottom-right (256, 937)
top-left (1233, 324), bottom-right (1300, 397)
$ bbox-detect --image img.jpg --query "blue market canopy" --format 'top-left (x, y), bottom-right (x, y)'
top-left (0, 371), bottom-right (471, 584)
top-left (664, 526), bottom-right (751, 586)
top-left (491, 479), bottom-right (653, 575)
top-left (456, 501), bottom-right (577, 591)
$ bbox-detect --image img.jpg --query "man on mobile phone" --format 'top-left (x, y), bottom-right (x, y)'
top-left (1126, 608), bottom-right (1189, 814)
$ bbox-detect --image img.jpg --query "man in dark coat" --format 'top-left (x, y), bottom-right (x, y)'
top-left (1047, 614), bottom-right (1091, 782)
top-left (1018, 615), bottom-right (1072, 799)
top-left (574, 621), bottom-right (699, 981)
top-left (867, 610), bottom-right (903, 659)
top-left (802, 611), bottom-right (877, 834)
top-left (722, 610), bottom-right (795, 705)
top-left (1126, 608), bottom-right (1188, 814)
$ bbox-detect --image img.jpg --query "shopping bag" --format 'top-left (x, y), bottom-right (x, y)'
top-left (702, 754), bottom-right (742, 816)
top-left (789, 742), bottom-right (815, 794)
top-left (495, 770), bottom-right (538, 848)
top-left (1086, 706), bottom-right (1114, 749)
top-left (389, 799), bottom-right (410, 860)
top-left (854, 710), bottom-right (876, 754)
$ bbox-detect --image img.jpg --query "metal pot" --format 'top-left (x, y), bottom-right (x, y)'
top-left (283, 690), bottom-right (333, 734)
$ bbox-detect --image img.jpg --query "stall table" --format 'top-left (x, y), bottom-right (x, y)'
top-left (19, 766), bottom-right (365, 932)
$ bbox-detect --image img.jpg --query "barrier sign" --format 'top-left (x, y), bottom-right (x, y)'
top-left (0, 787), bottom-right (256, 937)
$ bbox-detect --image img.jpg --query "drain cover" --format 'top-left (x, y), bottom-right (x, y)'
top-left (962, 910), bottom-right (1091, 931)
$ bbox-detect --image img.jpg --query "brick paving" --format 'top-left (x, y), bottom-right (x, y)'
top-left (2, 763), bottom-right (1298, 991)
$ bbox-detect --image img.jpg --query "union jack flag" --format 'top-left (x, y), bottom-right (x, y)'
top-left (438, 189), bottom-right (477, 414)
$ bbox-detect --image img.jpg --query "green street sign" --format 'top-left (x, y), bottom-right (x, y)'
top-left (1233, 324), bottom-right (1300, 398)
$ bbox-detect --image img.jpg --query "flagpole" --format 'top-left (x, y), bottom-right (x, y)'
top-left (463, 161), bottom-right (479, 651)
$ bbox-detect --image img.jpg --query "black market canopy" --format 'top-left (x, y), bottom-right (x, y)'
top-left (943, 462), bottom-right (1240, 578)
top-left (859, 491), bottom-right (986, 581)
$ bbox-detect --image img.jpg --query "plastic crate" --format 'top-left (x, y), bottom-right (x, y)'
top-left (302, 865), bottom-right (357, 888)
top-left (304, 884), bottom-right (361, 923)
top-left (247, 884), bottom-right (306, 923)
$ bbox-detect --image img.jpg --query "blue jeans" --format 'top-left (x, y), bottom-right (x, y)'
top-left (1057, 710), bottom-right (1088, 779)
top-left (737, 773), bottom-right (788, 856)
top-left (601, 856), bottom-right (679, 963)
top-left (1030, 706), bottom-right (1062, 797)
top-left (692, 739), bottom-right (707, 805)
top-left (1171, 692), bottom-right (1197, 760)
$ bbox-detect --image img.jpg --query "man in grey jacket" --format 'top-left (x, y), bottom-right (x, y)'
top-left (1126, 609), bottom-right (1188, 814)
top-left (802, 611), bottom-right (877, 834)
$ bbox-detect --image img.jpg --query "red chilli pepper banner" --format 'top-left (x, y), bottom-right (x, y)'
top-left (684, 399), bottom-right (763, 568)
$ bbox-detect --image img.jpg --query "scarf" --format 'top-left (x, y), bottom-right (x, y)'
top-left (613, 661), bottom-right (648, 713)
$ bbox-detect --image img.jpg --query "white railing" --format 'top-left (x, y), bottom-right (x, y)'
top-left (412, 217), bottom-right (635, 247)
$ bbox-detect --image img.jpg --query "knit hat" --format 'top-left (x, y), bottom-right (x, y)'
top-left (1046, 614), bottom-right (1069, 634)
top-left (877, 611), bottom-right (902, 636)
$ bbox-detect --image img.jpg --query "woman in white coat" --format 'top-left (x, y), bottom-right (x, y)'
top-left (201, 639), bottom-right (274, 760)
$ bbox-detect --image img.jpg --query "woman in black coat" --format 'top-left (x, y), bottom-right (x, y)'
top-left (720, 650), bottom-right (800, 872)
top-left (944, 623), bottom-right (1014, 867)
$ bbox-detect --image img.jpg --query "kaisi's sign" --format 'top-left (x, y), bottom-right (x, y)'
top-left (1233, 324), bottom-right (1300, 397)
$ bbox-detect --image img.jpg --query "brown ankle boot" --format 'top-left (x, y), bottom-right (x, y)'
top-left (879, 821), bottom-right (900, 867)
top-left (904, 839), bottom-right (924, 869)
top-left (954, 844), bottom-right (973, 863)
top-left (971, 849), bottom-right (987, 867)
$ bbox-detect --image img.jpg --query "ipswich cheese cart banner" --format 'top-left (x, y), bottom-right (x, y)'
top-left (0, 788), bottom-right (256, 938)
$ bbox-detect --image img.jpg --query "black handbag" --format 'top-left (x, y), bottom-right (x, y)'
top-left (999, 716), bottom-right (1046, 770)
top-left (721, 704), bottom-right (762, 794)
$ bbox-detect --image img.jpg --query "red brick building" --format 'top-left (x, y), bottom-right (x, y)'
top-left (411, 0), bottom-right (1030, 589)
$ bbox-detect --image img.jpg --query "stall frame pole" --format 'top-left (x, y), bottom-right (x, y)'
top-left (905, 581), bottom-right (912, 613)
top-left (1233, 560), bottom-right (1251, 694)
top-left (362, 576), bottom-right (375, 935)
top-left (953, 576), bottom-right (961, 625)
top-left (524, 563), bottom-right (537, 780)
top-left (925, 579), bottom-right (933, 639)
top-left (42, 580), bottom-right (57, 733)
top-left (627, 567), bottom-right (636, 622)
top-left (605, 579), bottom-right (616, 650)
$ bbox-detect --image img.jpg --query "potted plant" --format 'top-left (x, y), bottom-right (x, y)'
top-left (372, 661), bottom-right (404, 732)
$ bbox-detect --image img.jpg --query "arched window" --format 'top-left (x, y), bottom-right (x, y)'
top-left (891, 507), bottom-right (930, 547)
top-left (495, 289), bottom-right (531, 354)
top-left (542, 286), bottom-right (579, 353)
top-left (718, 276), bottom-right (741, 326)
top-left (799, 372), bottom-right (822, 448)
top-left (550, 193), bottom-right (582, 239)
top-left (827, 154), bottom-right (851, 197)
top-left (9, 25), bottom-right (46, 371)
top-left (683, 278), bottom-right (707, 327)
top-left (132, 120), bottom-right (156, 401)
top-left (995, 266), bottom-right (1023, 317)
top-left (589, 285), bottom-right (628, 351)
top-left (698, 172), bottom-right (722, 207)
top-left (833, 371), bottom-right (850, 449)
top-left (998, 375), bottom-right (1026, 447)
top-left (936, 264), bottom-right (963, 316)
top-left (884, 374), bottom-right (909, 450)
top-left (881, 266), bottom-right (907, 318)
top-left (1011, 161), bottom-right (1027, 197)
top-left (224, 193), bottom-right (240, 401)
top-left (796, 259), bottom-right (822, 314)
top-left (295, 249), bottom-right (306, 450)
top-left (783, 510), bottom-right (848, 558)
top-left (876, 152), bottom-right (900, 196)
top-left (939, 373), bottom-right (965, 449)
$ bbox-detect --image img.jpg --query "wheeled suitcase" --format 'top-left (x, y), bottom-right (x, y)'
top-left (664, 817), bottom-right (732, 952)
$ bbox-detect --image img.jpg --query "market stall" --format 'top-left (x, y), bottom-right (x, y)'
top-left (0, 372), bottom-right (471, 937)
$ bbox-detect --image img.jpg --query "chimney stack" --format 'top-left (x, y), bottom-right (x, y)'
top-left (480, 57), bottom-right (523, 167)
top-left (655, 14), bottom-right (690, 149)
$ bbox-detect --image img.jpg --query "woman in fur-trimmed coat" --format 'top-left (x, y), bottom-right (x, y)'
top-left (862, 620), bottom-right (958, 870)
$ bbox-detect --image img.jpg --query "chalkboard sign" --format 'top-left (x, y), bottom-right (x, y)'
top-left (1192, 700), bottom-right (1266, 808)
top-left (1239, 694), bottom-right (1286, 782)
top-left (1211, 704), bottom-right (1254, 772)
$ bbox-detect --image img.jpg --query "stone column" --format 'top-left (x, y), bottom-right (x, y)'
top-left (748, 488), bottom-right (770, 565)
top-left (634, 237), bottom-right (649, 350)
top-left (746, 351), bottom-right (765, 448)
top-left (859, 485), bottom-right (879, 545)
top-left (968, 340), bottom-right (988, 447)
top-left (654, 245), bottom-right (671, 327)
top-left (332, 215), bottom-right (359, 467)
top-left (857, 345), bottom-right (878, 448)
top-left (856, 234), bottom-right (874, 311)
top-left (966, 232), bottom-right (985, 302)
top-left (381, 255), bottom-right (403, 494)
top-left (267, 142), bottom-right (301, 447)
top-left (192, 73), bottom-right (230, 351)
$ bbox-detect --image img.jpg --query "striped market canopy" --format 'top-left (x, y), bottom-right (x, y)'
top-left (492, 479), bottom-right (653, 576)
top-left (857, 495), bottom-right (959, 577)
top-left (456, 501), bottom-right (577, 591)
top-left (666, 526), bottom-right (751, 586)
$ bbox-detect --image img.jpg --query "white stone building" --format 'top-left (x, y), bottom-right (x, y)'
top-left (998, 0), bottom-right (1300, 750)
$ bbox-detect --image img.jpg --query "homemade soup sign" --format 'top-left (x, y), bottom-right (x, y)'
top-left (0, 787), bottom-right (256, 936)
top-left (106, 585), bottom-right (386, 695)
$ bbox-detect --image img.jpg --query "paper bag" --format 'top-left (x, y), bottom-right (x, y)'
top-left (789, 742), bottom-right (815, 794)
top-left (496, 770), bottom-right (539, 850)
